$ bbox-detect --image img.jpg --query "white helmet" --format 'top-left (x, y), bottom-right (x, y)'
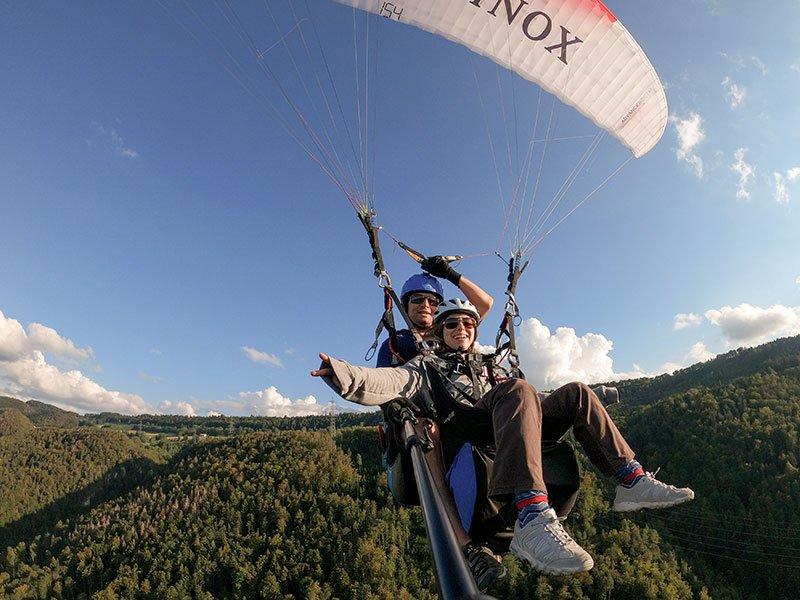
top-left (434, 298), bottom-right (480, 324)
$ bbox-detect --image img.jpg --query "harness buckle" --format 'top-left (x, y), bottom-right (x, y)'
top-left (377, 270), bottom-right (392, 289)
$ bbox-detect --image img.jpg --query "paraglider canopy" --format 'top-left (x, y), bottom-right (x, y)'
top-left (334, 0), bottom-right (667, 158)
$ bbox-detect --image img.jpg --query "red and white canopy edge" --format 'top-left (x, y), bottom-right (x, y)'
top-left (333, 0), bottom-right (667, 158)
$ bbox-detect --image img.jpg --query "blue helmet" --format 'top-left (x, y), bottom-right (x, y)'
top-left (400, 273), bottom-right (444, 304)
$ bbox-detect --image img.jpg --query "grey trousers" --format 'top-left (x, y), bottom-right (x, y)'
top-left (445, 378), bottom-right (635, 496)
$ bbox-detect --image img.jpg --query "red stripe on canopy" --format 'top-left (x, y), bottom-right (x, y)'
top-left (592, 0), bottom-right (618, 22)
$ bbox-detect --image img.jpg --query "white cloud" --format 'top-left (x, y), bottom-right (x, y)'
top-left (660, 362), bottom-right (684, 375)
top-left (2, 351), bottom-right (149, 415)
top-left (731, 148), bottom-right (755, 200)
top-left (515, 317), bottom-right (722, 388)
top-left (177, 401), bottom-right (196, 417)
top-left (611, 363), bottom-right (664, 380)
top-left (618, 341), bottom-right (715, 378)
top-left (0, 314), bottom-right (28, 361)
top-left (225, 386), bottom-right (324, 417)
top-left (705, 303), bottom-right (800, 346)
top-left (686, 341), bottom-right (716, 363)
top-left (673, 312), bottom-right (702, 331)
top-left (138, 372), bottom-right (162, 383)
top-left (719, 52), bottom-right (767, 75)
top-left (670, 113), bottom-right (706, 177)
top-left (796, 276), bottom-right (800, 286)
top-left (721, 76), bottom-right (747, 108)
top-left (242, 346), bottom-right (284, 368)
top-left (645, 343), bottom-right (715, 376)
top-left (791, 61), bottom-right (800, 75)
top-left (91, 121), bottom-right (138, 159)
top-left (26, 323), bottom-right (94, 360)
top-left (774, 172), bottom-right (790, 204)
top-left (0, 310), bottom-right (93, 361)
top-left (158, 399), bottom-right (196, 416)
top-left (516, 318), bottom-right (617, 389)
top-left (0, 309), bottom-right (149, 415)
top-left (473, 341), bottom-right (497, 355)
top-left (620, 342), bottom-right (714, 378)
top-left (773, 166), bottom-right (799, 204)
top-left (750, 57), bottom-right (767, 76)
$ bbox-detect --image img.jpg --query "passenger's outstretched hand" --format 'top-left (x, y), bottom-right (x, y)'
top-left (311, 353), bottom-right (342, 391)
top-left (310, 353), bottom-right (334, 378)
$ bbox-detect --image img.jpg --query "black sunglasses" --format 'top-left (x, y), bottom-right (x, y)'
top-left (443, 317), bottom-right (477, 330)
top-left (408, 294), bottom-right (441, 306)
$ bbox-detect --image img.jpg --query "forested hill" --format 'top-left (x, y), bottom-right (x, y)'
top-left (0, 396), bottom-right (79, 428)
top-left (0, 410), bottom-right (165, 552)
top-left (0, 335), bottom-right (798, 598)
top-left (594, 335), bottom-right (800, 597)
top-left (607, 334), bottom-right (800, 407)
top-left (2, 429), bottom-right (714, 599)
top-left (81, 409), bottom-right (383, 436)
top-left (0, 407), bottom-right (36, 436)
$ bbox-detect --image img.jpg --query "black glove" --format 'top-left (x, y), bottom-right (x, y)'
top-left (421, 256), bottom-right (462, 286)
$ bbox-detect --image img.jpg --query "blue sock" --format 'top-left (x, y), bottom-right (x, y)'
top-left (515, 490), bottom-right (549, 526)
top-left (616, 460), bottom-right (645, 488)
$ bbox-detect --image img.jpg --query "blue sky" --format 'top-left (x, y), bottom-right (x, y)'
top-left (1, 0), bottom-right (799, 416)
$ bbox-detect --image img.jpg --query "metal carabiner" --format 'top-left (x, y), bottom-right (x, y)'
top-left (377, 270), bottom-right (392, 289)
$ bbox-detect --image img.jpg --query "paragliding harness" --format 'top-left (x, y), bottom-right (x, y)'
top-left (358, 213), bottom-right (580, 560)
top-left (392, 354), bottom-right (581, 551)
top-left (492, 252), bottom-right (528, 379)
top-left (359, 210), bottom-right (430, 367)
top-left (359, 211), bottom-right (495, 599)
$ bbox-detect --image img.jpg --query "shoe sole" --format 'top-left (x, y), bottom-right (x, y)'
top-left (509, 539), bottom-right (594, 574)
top-left (613, 492), bottom-right (694, 513)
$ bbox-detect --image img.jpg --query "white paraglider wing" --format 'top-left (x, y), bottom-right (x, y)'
top-left (333, 0), bottom-right (667, 157)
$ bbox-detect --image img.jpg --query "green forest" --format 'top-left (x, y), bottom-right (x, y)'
top-left (2, 335), bottom-right (799, 599)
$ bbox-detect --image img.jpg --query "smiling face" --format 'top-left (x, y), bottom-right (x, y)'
top-left (441, 315), bottom-right (477, 351)
top-left (405, 293), bottom-right (441, 331)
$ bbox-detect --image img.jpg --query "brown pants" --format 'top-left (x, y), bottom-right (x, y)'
top-left (439, 378), bottom-right (635, 496)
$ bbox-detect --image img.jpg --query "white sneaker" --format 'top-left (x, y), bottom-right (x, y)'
top-left (509, 508), bottom-right (594, 574)
top-left (613, 471), bottom-right (695, 512)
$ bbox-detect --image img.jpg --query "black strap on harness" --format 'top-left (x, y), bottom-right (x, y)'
top-left (359, 209), bottom-right (425, 362)
top-left (425, 351), bottom-right (516, 415)
top-left (494, 253), bottom-right (529, 378)
top-left (358, 208), bottom-right (437, 413)
top-left (426, 356), bottom-right (481, 408)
